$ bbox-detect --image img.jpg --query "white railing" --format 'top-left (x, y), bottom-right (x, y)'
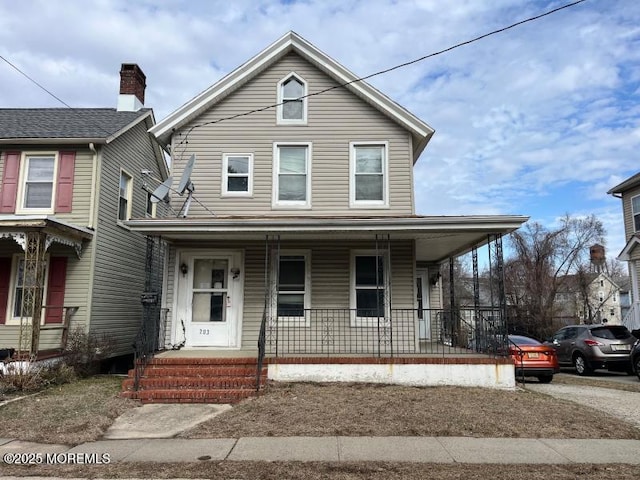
top-left (622, 302), bottom-right (640, 332)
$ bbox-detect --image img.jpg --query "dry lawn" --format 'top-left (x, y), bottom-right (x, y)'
top-left (182, 381), bottom-right (640, 439)
top-left (0, 375), bottom-right (137, 445)
top-left (552, 373), bottom-right (640, 393)
top-left (2, 461), bottom-right (639, 479)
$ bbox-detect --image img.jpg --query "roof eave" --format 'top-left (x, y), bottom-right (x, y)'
top-left (0, 137), bottom-right (107, 145)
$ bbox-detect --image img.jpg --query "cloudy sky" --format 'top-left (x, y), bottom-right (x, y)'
top-left (1, 0), bottom-right (638, 257)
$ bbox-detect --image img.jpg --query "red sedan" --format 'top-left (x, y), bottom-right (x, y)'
top-left (509, 335), bottom-right (560, 383)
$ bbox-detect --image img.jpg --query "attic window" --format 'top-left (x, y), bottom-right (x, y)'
top-left (277, 74), bottom-right (307, 124)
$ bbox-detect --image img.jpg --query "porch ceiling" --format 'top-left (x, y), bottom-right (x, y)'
top-left (126, 214), bottom-right (528, 263)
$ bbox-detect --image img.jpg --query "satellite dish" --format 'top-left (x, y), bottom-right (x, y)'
top-left (177, 154), bottom-right (195, 194)
top-left (176, 154), bottom-right (196, 218)
top-left (150, 176), bottom-right (173, 203)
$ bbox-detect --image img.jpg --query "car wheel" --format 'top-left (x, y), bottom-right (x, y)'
top-left (635, 356), bottom-right (640, 381)
top-left (538, 375), bottom-right (553, 383)
top-left (573, 354), bottom-right (592, 376)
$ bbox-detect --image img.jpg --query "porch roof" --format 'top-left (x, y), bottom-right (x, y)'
top-left (0, 215), bottom-right (94, 257)
top-left (126, 214), bottom-right (528, 263)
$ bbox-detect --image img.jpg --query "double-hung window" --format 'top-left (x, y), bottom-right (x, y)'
top-left (350, 142), bottom-right (388, 207)
top-left (273, 143), bottom-right (311, 208)
top-left (19, 154), bottom-right (57, 212)
top-left (351, 252), bottom-right (388, 325)
top-left (273, 251), bottom-right (310, 323)
top-left (222, 154), bottom-right (253, 196)
top-left (632, 195), bottom-right (640, 232)
top-left (8, 255), bottom-right (49, 324)
top-left (118, 170), bottom-right (132, 221)
top-left (277, 74), bottom-right (307, 124)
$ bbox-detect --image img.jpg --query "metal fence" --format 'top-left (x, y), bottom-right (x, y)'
top-left (262, 307), bottom-right (507, 357)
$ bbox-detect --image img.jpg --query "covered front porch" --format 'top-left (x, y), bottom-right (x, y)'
top-left (122, 215), bottom-right (526, 401)
top-left (0, 216), bottom-right (92, 359)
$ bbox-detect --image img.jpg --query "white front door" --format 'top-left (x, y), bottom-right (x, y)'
top-left (178, 251), bottom-right (243, 348)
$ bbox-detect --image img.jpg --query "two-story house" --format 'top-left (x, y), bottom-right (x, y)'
top-left (124, 32), bottom-right (527, 403)
top-left (0, 64), bottom-right (168, 362)
top-left (608, 173), bottom-right (640, 331)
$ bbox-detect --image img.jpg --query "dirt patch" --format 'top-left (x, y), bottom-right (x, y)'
top-left (2, 461), bottom-right (639, 479)
top-left (0, 375), bottom-right (138, 445)
top-left (181, 382), bottom-right (640, 439)
top-left (551, 374), bottom-right (640, 393)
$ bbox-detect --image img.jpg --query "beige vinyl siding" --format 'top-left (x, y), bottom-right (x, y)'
top-left (90, 120), bottom-right (163, 356)
top-left (170, 52), bottom-right (414, 217)
top-left (622, 186), bottom-right (640, 240)
top-left (167, 239), bottom-right (416, 352)
top-left (0, 240), bottom-right (91, 351)
top-left (0, 147), bottom-right (94, 226)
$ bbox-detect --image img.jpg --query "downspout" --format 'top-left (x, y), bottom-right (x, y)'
top-left (85, 142), bottom-right (102, 334)
top-left (88, 143), bottom-right (98, 229)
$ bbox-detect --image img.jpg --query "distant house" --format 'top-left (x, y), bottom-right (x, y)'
top-left (123, 32), bottom-right (528, 403)
top-left (608, 174), bottom-right (640, 331)
top-left (0, 64), bottom-right (168, 359)
top-left (553, 272), bottom-right (625, 325)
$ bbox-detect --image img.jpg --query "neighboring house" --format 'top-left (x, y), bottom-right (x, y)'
top-left (608, 173), bottom-right (640, 331)
top-left (124, 32), bottom-right (527, 402)
top-left (553, 272), bottom-right (625, 326)
top-left (0, 64), bottom-right (168, 360)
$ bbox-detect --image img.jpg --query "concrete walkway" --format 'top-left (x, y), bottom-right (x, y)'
top-left (1, 436), bottom-right (639, 464)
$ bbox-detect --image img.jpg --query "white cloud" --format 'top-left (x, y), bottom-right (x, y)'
top-left (0, 0), bottom-right (639, 251)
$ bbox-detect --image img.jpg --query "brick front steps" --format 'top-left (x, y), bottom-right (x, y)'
top-left (121, 357), bottom-right (267, 404)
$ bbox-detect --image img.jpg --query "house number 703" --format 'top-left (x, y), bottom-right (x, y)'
top-left (199, 329), bottom-right (211, 335)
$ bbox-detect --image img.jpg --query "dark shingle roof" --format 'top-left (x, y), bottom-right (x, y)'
top-left (0, 108), bottom-right (151, 140)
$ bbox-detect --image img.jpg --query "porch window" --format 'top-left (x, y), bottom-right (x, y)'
top-left (118, 170), bottom-right (132, 221)
top-left (222, 154), bottom-right (253, 196)
top-left (20, 155), bottom-right (56, 211)
top-left (351, 252), bottom-right (387, 324)
top-left (277, 74), bottom-right (307, 124)
top-left (350, 142), bottom-right (388, 207)
top-left (274, 252), bottom-right (310, 322)
top-left (633, 195), bottom-right (640, 232)
top-left (273, 143), bottom-right (311, 208)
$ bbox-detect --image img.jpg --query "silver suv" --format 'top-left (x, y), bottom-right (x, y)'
top-left (548, 324), bottom-right (636, 375)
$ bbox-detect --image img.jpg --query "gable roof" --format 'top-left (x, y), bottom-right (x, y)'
top-left (618, 234), bottom-right (640, 261)
top-left (150, 31), bottom-right (435, 160)
top-left (608, 172), bottom-right (640, 195)
top-left (0, 108), bottom-right (153, 144)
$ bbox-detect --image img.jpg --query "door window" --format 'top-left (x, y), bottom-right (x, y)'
top-left (192, 259), bottom-right (228, 322)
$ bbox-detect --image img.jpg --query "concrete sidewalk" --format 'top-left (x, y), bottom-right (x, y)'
top-left (1, 436), bottom-right (639, 464)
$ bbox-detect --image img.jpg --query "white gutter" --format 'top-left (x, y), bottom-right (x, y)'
top-left (88, 143), bottom-right (98, 229)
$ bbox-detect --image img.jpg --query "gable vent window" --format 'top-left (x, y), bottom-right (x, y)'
top-left (277, 74), bottom-right (307, 124)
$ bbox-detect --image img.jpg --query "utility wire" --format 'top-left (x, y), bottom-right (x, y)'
top-left (174, 0), bottom-right (587, 152)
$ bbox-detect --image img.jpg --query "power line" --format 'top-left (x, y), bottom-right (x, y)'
top-left (0, 54), bottom-right (74, 109)
top-left (174, 0), bottom-right (587, 154)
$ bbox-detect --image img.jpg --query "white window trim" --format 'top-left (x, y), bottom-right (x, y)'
top-left (15, 152), bottom-right (59, 215)
top-left (221, 153), bottom-right (254, 197)
top-left (5, 253), bottom-right (50, 325)
top-left (276, 72), bottom-right (307, 125)
top-left (632, 194), bottom-right (640, 232)
top-left (272, 142), bottom-right (312, 209)
top-left (118, 168), bottom-right (133, 223)
top-left (349, 250), bottom-right (390, 327)
top-left (271, 249), bottom-right (311, 325)
top-left (349, 141), bottom-right (389, 209)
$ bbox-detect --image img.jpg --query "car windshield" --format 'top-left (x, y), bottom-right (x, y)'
top-left (591, 326), bottom-right (631, 340)
top-left (508, 335), bottom-right (541, 346)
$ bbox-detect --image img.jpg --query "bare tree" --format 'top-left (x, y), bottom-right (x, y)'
top-left (505, 214), bottom-right (605, 339)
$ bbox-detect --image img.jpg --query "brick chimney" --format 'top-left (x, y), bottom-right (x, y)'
top-left (117, 63), bottom-right (146, 112)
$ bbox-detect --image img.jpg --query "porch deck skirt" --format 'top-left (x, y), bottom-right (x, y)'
top-left (267, 356), bottom-right (516, 389)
